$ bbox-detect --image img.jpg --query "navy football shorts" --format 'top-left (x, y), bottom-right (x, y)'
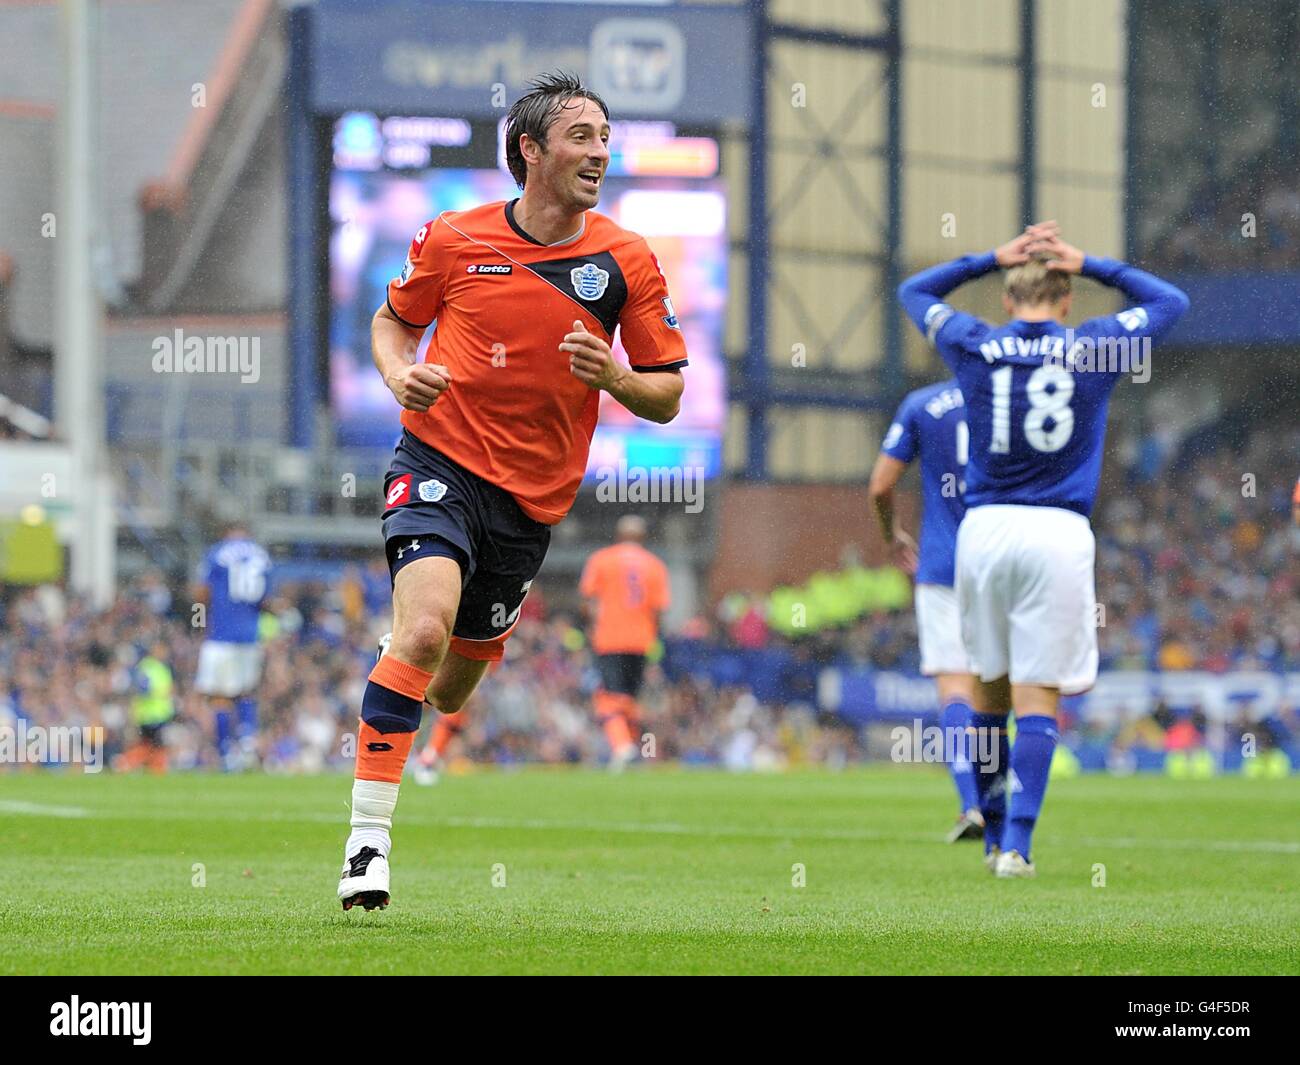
top-left (381, 431), bottom-right (550, 661)
top-left (595, 653), bottom-right (647, 698)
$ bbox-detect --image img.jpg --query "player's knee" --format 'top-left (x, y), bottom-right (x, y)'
top-left (393, 614), bottom-right (451, 669)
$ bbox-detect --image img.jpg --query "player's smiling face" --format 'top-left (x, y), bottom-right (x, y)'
top-left (536, 97), bottom-right (610, 211)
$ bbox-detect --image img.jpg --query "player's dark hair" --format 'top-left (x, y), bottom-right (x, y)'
top-left (505, 71), bottom-right (610, 190)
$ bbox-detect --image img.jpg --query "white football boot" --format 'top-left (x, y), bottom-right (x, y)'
top-left (946, 808), bottom-right (986, 844)
top-left (994, 849), bottom-right (1036, 879)
top-left (338, 845), bottom-right (391, 911)
top-left (412, 757), bottom-right (440, 786)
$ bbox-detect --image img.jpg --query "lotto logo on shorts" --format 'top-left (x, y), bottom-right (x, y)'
top-left (386, 475), bottom-right (412, 508)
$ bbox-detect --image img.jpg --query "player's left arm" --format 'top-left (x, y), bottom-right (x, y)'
top-left (1293, 478), bottom-right (1300, 528)
top-left (1033, 233), bottom-right (1190, 337)
top-left (563, 320), bottom-right (683, 423)
top-left (564, 239), bottom-right (689, 423)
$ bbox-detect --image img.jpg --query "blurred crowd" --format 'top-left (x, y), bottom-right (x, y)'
top-left (1149, 171), bottom-right (1300, 271)
top-left (1, 430), bottom-right (1297, 774)
top-left (1095, 428), bottom-right (1300, 673)
top-left (0, 572), bottom-right (859, 774)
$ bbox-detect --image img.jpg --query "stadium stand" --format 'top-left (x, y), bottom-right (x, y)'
top-left (4, 418), bottom-right (1295, 775)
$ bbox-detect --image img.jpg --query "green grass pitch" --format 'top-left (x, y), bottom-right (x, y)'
top-left (2, 767), bottom-right (1297, 975)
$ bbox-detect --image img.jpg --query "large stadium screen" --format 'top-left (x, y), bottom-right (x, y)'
top-left (327, 115), bottom-right (727, 479)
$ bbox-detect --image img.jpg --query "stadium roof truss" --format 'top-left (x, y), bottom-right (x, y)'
top-left (741, 0), bottom-right (903, 480)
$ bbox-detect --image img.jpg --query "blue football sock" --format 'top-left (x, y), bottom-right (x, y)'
top-left (970, 712), bottom-right (1010, 854)
top-left (941, 698), bottom-right (980, 815)
top-left (1002, 714), bottom-right (1060, 862)
top-left (236, 696), bottom-right (258, 739)
top-left (215, 710), bottom-right (233, 762)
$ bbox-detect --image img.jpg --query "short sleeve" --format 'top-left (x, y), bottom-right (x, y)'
top-left (612, 239), bottom-right (689, 372)
top-left (880, 397), bottom-right (918, 464)
top-left (386, 218), bottom-right (450, 329)
top-left (579, 554), bottom-right (602, 598)
top-left (650, 558), bottom-right (670, 611)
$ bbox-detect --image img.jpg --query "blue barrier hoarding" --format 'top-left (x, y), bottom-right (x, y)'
top-left (1166, 272), bottom-right (1300, 346)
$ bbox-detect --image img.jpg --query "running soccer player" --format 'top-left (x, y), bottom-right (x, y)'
top-left (868, 380), bottom-right (983, 842)
top-left (194, 523), bottom-right (270, 770)
top-left (579, 514), bottom-right (670, 770)
top-left (899, 221), bottom-right (1188, 878)
top-left (338, 73), bottom-right (688, 911)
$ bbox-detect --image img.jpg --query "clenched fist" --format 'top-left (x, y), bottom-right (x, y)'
top-left (385, 363), bottom-right (451, 412)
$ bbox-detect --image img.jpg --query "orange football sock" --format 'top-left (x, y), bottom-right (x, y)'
top-left (355, 654), bottom-right (433, 783)
top-left (423, 711), bottom-right (464, 763)
top-left (356, 721), bottom-right (416, 783)
top-left (593, 689), bottom-right (621, 720)
top-left (602, 713), bottom-right (634, 754)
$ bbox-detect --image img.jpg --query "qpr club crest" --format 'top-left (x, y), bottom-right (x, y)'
top-left (570, 262), bottom-right (610, 301)
top-left (417, 479), bottom-right (448, 502)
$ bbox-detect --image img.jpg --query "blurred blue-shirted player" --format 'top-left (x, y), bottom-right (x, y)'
top-left (899, 221), bottom-right (1189, 878)
top-left (869, 379), bottom-right (984, 843)
top-left (194, 523), bottom-right (271, 769)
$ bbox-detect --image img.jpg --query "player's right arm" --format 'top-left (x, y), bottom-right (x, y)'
top-left (578, 553), bottom-right (602, 623)
top-left (898, 222), bottom-right (1060, 365)
top-left (373, 218), bottom-right (453, 413)
top-left (868, 402), bottom-right (919, 576)
top-left (1292, 477), bottom-right (1300, 528)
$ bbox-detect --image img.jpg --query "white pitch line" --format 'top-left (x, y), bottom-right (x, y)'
top-left (4, 800), bottom-right (1297, 854)
top-left (428, 815), bottom-right (1300, 855)
top-left (0, 799), bottom-right (89, 818)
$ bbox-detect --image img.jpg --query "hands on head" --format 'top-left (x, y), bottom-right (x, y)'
top-left (995, 220), bottom-right (1084, 274)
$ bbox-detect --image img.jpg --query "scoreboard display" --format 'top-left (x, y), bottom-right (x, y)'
top-left (326, 112), bottom-right (727, 480)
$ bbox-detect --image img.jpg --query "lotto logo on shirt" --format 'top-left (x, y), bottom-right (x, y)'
top-left (386, 475), bottom-right (412, 508)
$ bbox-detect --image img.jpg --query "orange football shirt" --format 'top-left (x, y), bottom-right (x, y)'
top-left (386, 200), bottom-right (688, 525)
top-left (579, 542), bottom-right (670, 655)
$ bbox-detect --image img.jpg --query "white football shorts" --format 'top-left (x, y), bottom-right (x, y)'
top-left (955, 504), bottom-right (1098, 694)
top-left (914, 583), bottom-right (975, 676)
top-left (194, 641), bottom-right (264, 698)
